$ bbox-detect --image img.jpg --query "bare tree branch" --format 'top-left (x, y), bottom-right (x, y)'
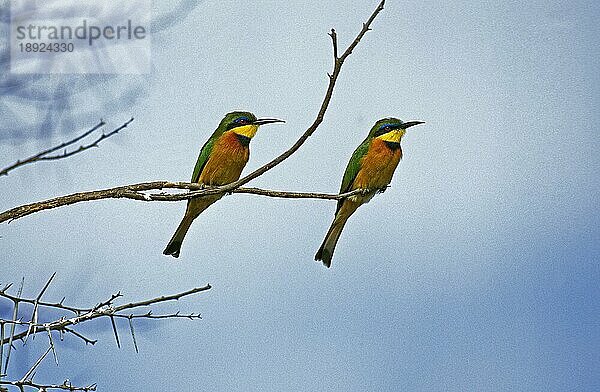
top-left (0, 183), bottom-right (367, 223)
top-left (0, 118), bottom-right (133, 177)
top-left (115, 311), bottom-right (201, 320)
top-left (62, 328), bottom-right (97, 346)
top-left (0, 284), bottom-right (87, 316)
top-left (0, 0), bottom-right (385, 225)
top-left (1, 276), bottom-right (211, 391)
top-left (0, 282), bottom-right (211, 345)
top-left (0, 379), bottom-right (97, 392)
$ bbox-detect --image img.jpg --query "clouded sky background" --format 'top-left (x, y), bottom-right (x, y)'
top-left (1, 0), bottom-right (599, 391)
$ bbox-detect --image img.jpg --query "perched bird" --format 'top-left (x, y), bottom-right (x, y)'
top-left (315, 117), bottom-right (424, 267)
top-left (164, 111), bottom-right (284, 258)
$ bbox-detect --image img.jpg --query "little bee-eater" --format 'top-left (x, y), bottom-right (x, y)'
top-left (163, 111), bottom-right (284, 258)
top-left (315, 117), bottom-right (424, 267)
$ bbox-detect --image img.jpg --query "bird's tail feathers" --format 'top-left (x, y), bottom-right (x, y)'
top-left (163, 195), bottom-right (222, 258)
top-left (163, 215), bottom-right (194, 258)
top-left (315, 216), bottom-right (349, 268)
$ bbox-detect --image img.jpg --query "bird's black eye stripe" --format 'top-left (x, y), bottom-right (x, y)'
top-left (374, 123), bottom-right (398, 137)
top-left (226, 117), bottom-right (252, 130)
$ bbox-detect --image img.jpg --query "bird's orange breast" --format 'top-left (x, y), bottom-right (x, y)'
top-left (352, 138), bottom-right (402, 191)
top-left (199, 131), bottom-right (250, 186)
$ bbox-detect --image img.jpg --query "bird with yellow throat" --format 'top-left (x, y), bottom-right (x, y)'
top-left (164, 111), bottom-right (284, 258)
top-left (315, 117), bottom-right (424, 267)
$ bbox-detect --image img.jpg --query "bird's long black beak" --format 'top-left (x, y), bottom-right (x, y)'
top-left (402, 121), bottom-right (425, 129)
top-left (253, 118), bottom-right (285, 125)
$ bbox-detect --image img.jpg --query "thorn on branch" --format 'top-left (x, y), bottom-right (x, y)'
top-left (128, 316), bottom-right (139, 354)
top-left (46, 327), bottom-right (59, 366)
top-left (110, 316), bottom-right (121, 349)
top-left (4, 278), bottom-right (24, 372)
top-left (21, 346), bottom-right (51, 382)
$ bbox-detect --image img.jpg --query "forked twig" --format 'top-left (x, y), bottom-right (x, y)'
top-left (0, 118), bottom-right (133, 177)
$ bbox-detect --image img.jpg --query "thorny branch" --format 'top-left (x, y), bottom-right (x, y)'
top-left (0, 0), bottom-right (386, 225)
top-left (0, 276), bottom-right (211, 391)
top-left (0, 281), bottom-right (210, 345)
top-left (0, 379), bottom-right (97, 392)
top-left (0, 118), bottom-right (134, 177)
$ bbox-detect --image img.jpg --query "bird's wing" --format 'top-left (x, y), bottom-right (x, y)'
top-left (191, 137), bottom-right (217, 183)
top-left (336, 138), bottom-right (370, 213)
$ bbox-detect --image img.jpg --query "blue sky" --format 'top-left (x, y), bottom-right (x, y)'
top-left (1, 0), bottom-right (599, 391)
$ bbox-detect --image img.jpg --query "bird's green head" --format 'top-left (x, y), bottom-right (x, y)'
top-left (368, 117), bottom-right (424, 143)
top-left (219, 111), bottom-right (284, 139)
